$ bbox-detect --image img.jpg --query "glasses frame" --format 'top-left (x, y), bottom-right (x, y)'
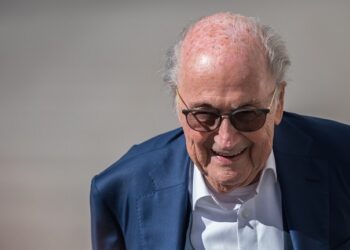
top-left (176, 87), bottom-right (279, 132)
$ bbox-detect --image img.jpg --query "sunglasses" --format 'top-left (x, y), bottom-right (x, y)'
top-left (176, 87), bottom-right (278, 132)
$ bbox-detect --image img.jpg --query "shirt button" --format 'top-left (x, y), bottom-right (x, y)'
top-left (241, 209), bottom-right (250, 219)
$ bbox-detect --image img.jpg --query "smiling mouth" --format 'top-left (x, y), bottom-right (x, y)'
top-left (212, 148), bottom-right (246, 158)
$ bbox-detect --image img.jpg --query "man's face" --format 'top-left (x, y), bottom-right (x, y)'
top-left (177, 44), bottom-right (285, 193)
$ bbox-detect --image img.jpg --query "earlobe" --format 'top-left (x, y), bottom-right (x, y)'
top-left (274, 82), bottom-right (286, 125)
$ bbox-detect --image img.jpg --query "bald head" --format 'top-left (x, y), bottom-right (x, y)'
top-left (179, 13), bottom-right (268, 88)
top-left (181, 13), bottom-right (264, 59)
top-left (163, 12), bottom-right (290, 95)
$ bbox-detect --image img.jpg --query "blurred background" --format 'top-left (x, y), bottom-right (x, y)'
top-left (0, 0), bottom-right (349, 249)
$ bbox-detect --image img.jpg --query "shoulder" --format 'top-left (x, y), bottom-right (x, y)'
top-left (281, 111), bottom-right (350, 132)
top-left (275, 111), bottom-right (350, 158)
top-left (91, 128), bottom-right (187, 196)
top-left (280, 111), bottom-right (350, 140)
top-left (117, 127), bottom-right (186, 162)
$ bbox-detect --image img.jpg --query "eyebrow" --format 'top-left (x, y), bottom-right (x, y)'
top-left (189, 102), bottom-right (216, 109)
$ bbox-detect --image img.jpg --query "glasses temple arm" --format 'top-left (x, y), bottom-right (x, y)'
top-left (268, 87), bottom-right (279, 109)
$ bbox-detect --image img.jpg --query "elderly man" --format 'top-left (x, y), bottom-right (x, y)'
top-left (90, 13), bottom-right (350, 249)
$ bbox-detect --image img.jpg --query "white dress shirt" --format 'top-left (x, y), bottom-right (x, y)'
top-left (189, 151), bottom-right (284, 250)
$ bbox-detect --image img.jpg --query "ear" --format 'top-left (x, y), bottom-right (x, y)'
top-left (175, 98), bottom-right (182, 121)
top-left (175, 95), bottom-right (187, 128)
top-left (274, 81), bottom-right (286, 125)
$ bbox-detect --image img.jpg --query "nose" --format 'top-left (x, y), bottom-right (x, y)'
top-left (214, 117), bottom-right (239, 149)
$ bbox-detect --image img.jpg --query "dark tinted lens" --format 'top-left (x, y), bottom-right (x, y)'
top-left (187, 111), bottom-right (219, 131)
top-left (231, 109), bottom-right (268, 132)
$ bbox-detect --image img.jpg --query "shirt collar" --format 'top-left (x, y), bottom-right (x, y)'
top-left (192, 150), bottom-right (277, 210)
top-left (192, 161), bottom-right (212, 210)
top-left (256, 150), bottom-right (277, 193)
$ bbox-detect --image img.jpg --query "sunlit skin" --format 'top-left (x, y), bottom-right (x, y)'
top-left (176, 14), bottom-right (286, 193)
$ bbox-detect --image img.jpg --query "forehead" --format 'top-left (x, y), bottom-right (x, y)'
top-left (177, 15), bottom-right (272, 101)
top-left (178, 44), bottom-right (271, 100)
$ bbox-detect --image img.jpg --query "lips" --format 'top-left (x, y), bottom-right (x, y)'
top-left (211, 148), bottom-right (246, 165)
top-left (212, 148), bottom-right (246, 158)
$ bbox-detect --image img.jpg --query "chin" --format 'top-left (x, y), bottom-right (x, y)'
top-left (209, 170), bottom-right (240, 186)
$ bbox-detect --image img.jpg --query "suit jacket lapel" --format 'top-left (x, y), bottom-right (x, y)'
top-left (274, 116), bottom-right (330, 249)
top-left (137, 184), bottom-right (190, 249)
top-left (137, 137), bottom-right (191, 249)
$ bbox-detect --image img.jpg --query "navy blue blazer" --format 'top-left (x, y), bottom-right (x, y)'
top-left (90, 112), bottom-right (350, 250)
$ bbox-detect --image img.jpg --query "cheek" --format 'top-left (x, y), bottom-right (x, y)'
top-left (248, 120), bottom-right (275, 167)
top-left (183, 129), bottom-right (213, 167)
